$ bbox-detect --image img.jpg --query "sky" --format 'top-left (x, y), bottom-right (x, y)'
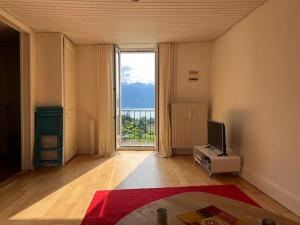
top-left (120, 52), bottom-right (155, 84)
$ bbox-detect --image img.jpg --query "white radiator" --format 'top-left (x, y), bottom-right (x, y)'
top-left (171, 103), bottom-right (207, 151)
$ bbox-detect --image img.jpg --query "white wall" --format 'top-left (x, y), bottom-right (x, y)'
top-left (36, 33), bottom-right (79, 162)
top-left (75, 43), bottom-right (212, 153)
top-left (36, 33), bottom-right (63, 105)
top-left (175, 42), bottom-right (212, 103)
top-left (211, 0), bottom-right (300, 216)
top-left (76, 45), bottom-right (98, 154)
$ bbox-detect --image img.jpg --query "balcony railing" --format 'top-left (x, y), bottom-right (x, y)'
top-left (121, 109), bottom-right (155, 145)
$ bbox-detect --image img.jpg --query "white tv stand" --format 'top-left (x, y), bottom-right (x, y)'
top-left (193, 146), bottom-right (241, 176)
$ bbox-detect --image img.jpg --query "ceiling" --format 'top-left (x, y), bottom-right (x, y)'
top-left (0, 0), bottom-right (267, 45)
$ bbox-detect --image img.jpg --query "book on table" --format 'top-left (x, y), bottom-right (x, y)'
top-left (177, 205), bottom-right (249, 225)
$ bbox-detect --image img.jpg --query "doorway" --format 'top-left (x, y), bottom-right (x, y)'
top-left (0, 22), bottom-right (21, 181)
top-left (115, 48), bottom-right (156, 148)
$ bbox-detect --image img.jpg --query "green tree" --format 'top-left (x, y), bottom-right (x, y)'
top-left (121, 112), bottom-right (155, 142)
top-left (136, 117), bottom-right (148, 138)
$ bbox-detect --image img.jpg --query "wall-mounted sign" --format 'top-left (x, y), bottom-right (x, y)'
top-left (188, 70), bottom-right (199, 81)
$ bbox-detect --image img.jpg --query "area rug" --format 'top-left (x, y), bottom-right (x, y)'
top-left (81, 184), bottom-right (260, 225)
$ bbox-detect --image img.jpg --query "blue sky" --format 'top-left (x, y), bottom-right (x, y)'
top-left (121, 52), bottom-right (155, 84)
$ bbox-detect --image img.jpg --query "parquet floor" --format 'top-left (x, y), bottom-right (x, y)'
top-left (0, 151), bottom-right (299, 225)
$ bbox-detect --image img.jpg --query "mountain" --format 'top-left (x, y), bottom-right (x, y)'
top-left (121, 82), bottom-right (155, 109)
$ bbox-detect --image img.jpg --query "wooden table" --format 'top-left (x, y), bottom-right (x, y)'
top-left (116, 192), bottom-right (299, 225)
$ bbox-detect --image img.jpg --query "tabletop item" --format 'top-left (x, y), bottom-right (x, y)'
top-left (116, 192), bottom-right (299, 225)
top-left (262, 218), bottom-right (276, 225)
top-left (157, 208), bottom-right (168, 225)
top-left (178, 205), bottom-right (246, 225)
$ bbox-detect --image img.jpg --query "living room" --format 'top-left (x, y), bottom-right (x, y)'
top-left (0, 0), bottom-right (299, 224)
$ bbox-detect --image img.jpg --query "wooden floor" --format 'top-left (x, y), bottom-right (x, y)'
top-left (0, 151), bottom-right (299, 225)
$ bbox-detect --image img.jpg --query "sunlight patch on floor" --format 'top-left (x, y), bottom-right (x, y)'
top-left (8, 157), bottom-right (115, 221)
top-left (8, 151), bottom-right (154, 221)
top-left (108, 151), bottom-right (154, 189)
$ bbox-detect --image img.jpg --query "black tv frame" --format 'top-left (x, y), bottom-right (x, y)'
top-left (207, 120), bottom-right (227, 156)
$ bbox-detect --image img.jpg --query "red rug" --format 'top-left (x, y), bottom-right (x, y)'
top-left (81, 185), bottom-right (260, 225)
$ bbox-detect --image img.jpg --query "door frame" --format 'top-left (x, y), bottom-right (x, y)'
top-left (114, 45), bottom-right (121, 149)
top-left (20, 32), bottom-right (31, 170)
top-left (114, 46), bottom-right (158, 151)
top-left (1, 9), bottom-right (36, 170)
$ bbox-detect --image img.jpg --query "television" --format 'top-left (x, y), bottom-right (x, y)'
top-left (207, 120), bottom-right (227, 156)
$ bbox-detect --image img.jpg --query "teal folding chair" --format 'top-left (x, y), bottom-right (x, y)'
top-left (34, 106), bottom-right (63, 168)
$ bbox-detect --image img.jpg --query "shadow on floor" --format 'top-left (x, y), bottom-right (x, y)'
top-left (0, 155), bottom-right (112, 225)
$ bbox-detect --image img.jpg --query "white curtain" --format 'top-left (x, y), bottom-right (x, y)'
top-left (158, 43), bottom-right (175, 157)
top-left (97, 45), bottom-right (115, 156)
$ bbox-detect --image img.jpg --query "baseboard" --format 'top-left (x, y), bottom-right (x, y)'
top-left (78, 148), bottom-right (94, 155)
top-left (172, 148), bottom-right (193, 155)
top-left (241, 167), bottom-right (300, 216)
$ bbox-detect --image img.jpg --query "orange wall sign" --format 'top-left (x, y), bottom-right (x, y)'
top-left (188, 70), bottom-right (199, 81)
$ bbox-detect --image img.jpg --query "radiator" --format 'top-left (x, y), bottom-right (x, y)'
top-left (171, 103), bottom-right (207, 150)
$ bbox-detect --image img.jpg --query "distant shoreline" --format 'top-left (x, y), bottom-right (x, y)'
top-left (121, 108), bottom-right (155, 110)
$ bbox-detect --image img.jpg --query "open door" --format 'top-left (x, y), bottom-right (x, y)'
top-left (115, 45), bottom-right (121, 149)
top-left (114, 49), bottom-right (156, 148)
top-left (0, 23), bottom-right (21, 181)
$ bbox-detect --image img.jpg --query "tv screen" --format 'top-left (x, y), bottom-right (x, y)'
top-left (207, 120), bottom-right (226, 155)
